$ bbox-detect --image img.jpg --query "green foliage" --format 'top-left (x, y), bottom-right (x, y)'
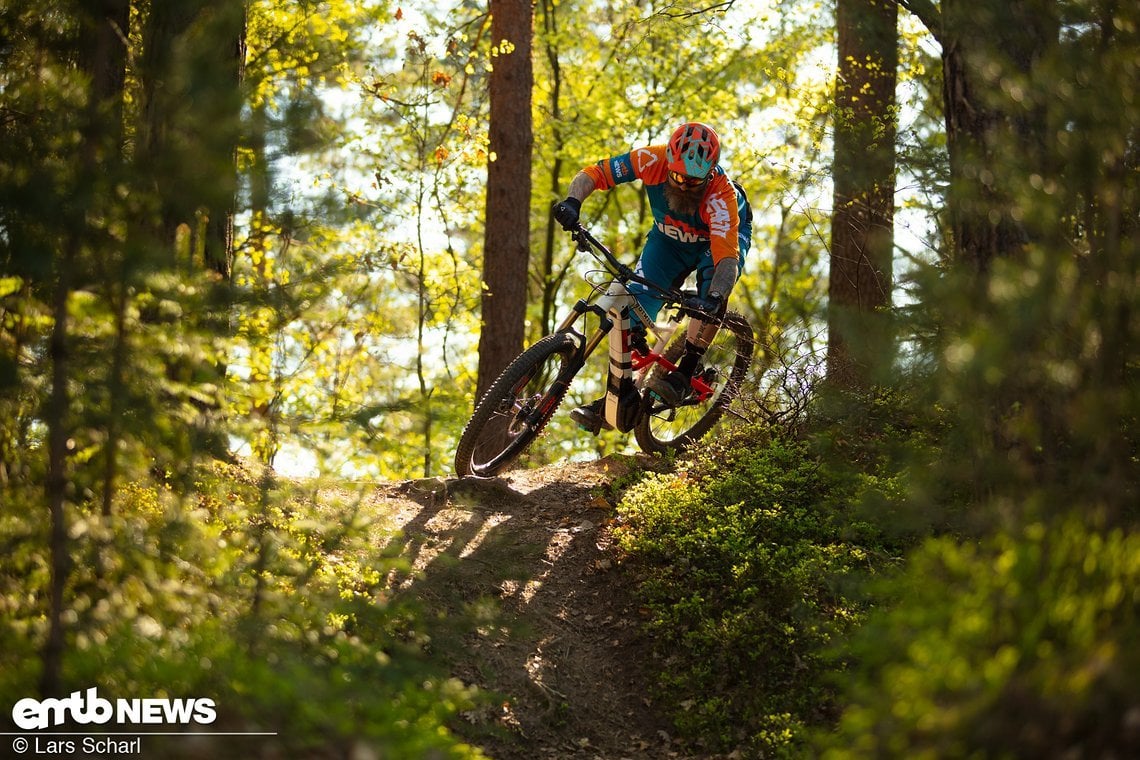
top-left (884, 0), bottom-right (1140, 533)
top-left (816, 3), bottom-right (1140, 756)
top-left (809, 386), bottom-right (962, 550)
top-left (254, 0), bottom-right (493, 477)
top-left (615, 425), bottom-right (886, 756)
top-left (227, 212), bottom-right (479, 479)
top-left (0, 462), bottom-right (487, 757)
top-left (819, 517), bottom-right (1140, 759)
top-left (3, 0), bottom-right (1131, 756)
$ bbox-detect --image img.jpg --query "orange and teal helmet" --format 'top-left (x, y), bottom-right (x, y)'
top-left (666, 122), bottom-right (720, 180)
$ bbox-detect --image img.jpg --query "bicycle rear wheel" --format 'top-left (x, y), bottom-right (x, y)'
top-left (454, 332), bottom-right (582, 478)
top-left (634, 310), bottom-right (753, 455)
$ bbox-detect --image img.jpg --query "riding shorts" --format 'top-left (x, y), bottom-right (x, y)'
top-left (628, 226), bottom-right (752, 326)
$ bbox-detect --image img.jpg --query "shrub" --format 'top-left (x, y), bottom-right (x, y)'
top-left (615, 425), bottom-right (884, 756)
top-left (0, 461), bottom-right (487, 758)
top-left (819, 515), bottom-right (1140, 759)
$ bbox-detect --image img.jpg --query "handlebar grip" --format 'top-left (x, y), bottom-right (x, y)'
top-left (680, 296), bottom-right (725, 322)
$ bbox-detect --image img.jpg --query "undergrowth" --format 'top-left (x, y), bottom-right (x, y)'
top-left (817, 516), bottom-right (1140, 758)
top-left (614, 423), bottom-right (892, 757)
top-left (0, 460), bottom-right (487, 758)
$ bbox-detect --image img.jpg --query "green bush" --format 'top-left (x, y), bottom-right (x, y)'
top-left (615, 425), bottom-right (885, 756)
top-left (810, 386), bottom-right (961, 550)
top-left (0, 461), bottom-right (487, 758)
top-left (818, 516), bottom-right (1140, 759)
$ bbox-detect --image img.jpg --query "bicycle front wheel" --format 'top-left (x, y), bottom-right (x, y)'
top-left (454, 332), bottom-right (582, 478)
top-left (634, 310), bottom-right (753, 456)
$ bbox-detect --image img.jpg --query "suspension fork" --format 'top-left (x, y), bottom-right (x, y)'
top-left (554, 297), bottom-right (612, 361)
top-left (559, 291), bottom-right (648, 431)
top-left (519, 298), bottom-right (608, 424)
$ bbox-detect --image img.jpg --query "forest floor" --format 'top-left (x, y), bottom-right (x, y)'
top-left (368, 454), bottom-right (722, 760)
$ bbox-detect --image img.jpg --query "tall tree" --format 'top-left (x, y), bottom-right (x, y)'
top-left (138, 1), bottom-right (246, 279)
top-left (79, 0), bottom-right (130, 520)
top-left (827, 0), bottom-right (898, 389)
top-left (475, 0), bottom-right (534, 400)
top-left (37, 0), bottom-right (136, 697)
top-left (941, 0), bottom-right (1056, 276)
top-left (135, 1), bottom-right (246, 471)
top-left (897, 0), bottom-right (1057, 275)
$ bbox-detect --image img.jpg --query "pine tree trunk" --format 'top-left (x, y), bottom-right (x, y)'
top-left (827, 0), bottom-right (898, 389)
top-left (40, 249), bottom-right (72, 699)
top-left (940, 0), bottom-right (1057, 274)
top-left (139, 1), bottom-right (245, 279)
top-left (77, 1), bottom-right (130, 518)
top-left (476, 0), bottom-right (535, 401)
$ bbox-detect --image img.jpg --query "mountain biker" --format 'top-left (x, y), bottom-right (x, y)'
top-left (551, 121), bottom-right (754, 435)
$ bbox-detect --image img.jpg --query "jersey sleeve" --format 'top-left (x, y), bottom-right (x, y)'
top-left (702, 175), bottom-right (743, 266)
top-left (581, 145), bottom-right (670, 191)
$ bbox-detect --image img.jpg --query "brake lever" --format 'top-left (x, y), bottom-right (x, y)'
top-left (573, 227), bottom-right (591, 253)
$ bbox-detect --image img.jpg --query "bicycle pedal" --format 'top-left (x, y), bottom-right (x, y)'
top-left (570, 404), bottom-right (610, 435)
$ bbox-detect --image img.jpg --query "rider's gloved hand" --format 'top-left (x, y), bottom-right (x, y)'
top-left (683, 291), bottom-right (726, 321)
top-left (687, 258), bottom-right (736, 320)
top-left (552, 197), bottom-right (582, 231)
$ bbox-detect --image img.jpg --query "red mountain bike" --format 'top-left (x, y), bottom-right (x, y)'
top-left (454, 224), bottom-right (754, 478)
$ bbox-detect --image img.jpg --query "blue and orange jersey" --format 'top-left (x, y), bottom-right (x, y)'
top-left (581, 144), bottom-right (751, 266)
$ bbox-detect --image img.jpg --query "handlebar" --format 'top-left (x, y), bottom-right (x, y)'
top-left (569, 224), bottom-right (723, 322)
top-left (570, 225), bottom-right (678, 302)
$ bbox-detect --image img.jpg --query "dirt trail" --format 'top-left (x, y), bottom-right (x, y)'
top-left (371, 455), bottom-right (702, 760)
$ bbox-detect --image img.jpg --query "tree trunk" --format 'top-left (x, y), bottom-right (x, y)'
top-left (940, 0), bottom-right (1057, 274)
top-left (138, 1), bottom-right (245, 280)
top-left (40, 242), bottom-right (73, 699)
top-left (78, 0), bottom-right (130, 150)
top-left (476, 0), bottom-right (535, 400)
top-left (203, 4), bottom-right (247, 283)
top-left (38, 0), bottom-right (136, 693)
top-left (827, 0), bottom-right (898, 389)
top-left (136, 1), bottom-right (246, 466)
top-left (76, 0), bottom-right (130, 518)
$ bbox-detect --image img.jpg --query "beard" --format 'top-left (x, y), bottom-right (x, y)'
top-left (664, 181), bottom-right (705, 217)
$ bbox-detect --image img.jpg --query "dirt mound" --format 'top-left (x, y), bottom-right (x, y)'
top-left (371, 455), bottom-right (703, 760)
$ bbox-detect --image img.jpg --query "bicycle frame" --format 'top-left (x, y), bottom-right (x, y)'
top-left (552, 251), bottom-right (719, 432)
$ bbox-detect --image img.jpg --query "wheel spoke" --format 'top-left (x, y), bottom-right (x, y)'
top-left (634, 311), bottom-right (753, 455)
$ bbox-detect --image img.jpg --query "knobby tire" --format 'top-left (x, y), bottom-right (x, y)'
top-left (633, 310), bottom-right (753, 455)
top-left (454, 332), bottom-right (581, 478)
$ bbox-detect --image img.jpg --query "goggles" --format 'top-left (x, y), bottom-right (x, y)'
top-left (668, 170), bottom-right (707, 189)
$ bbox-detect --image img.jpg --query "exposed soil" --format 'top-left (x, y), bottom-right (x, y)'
top-left (370, 455), bottom-right (710, 760)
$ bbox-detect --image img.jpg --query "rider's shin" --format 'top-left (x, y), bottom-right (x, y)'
top-left (678, 340), bottom-right (706, 377)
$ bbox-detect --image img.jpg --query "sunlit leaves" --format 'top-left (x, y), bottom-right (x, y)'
top-left (246, 0), bottom-right (389, 108)
top-left (825, 519), bottom-right (1140, 758)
